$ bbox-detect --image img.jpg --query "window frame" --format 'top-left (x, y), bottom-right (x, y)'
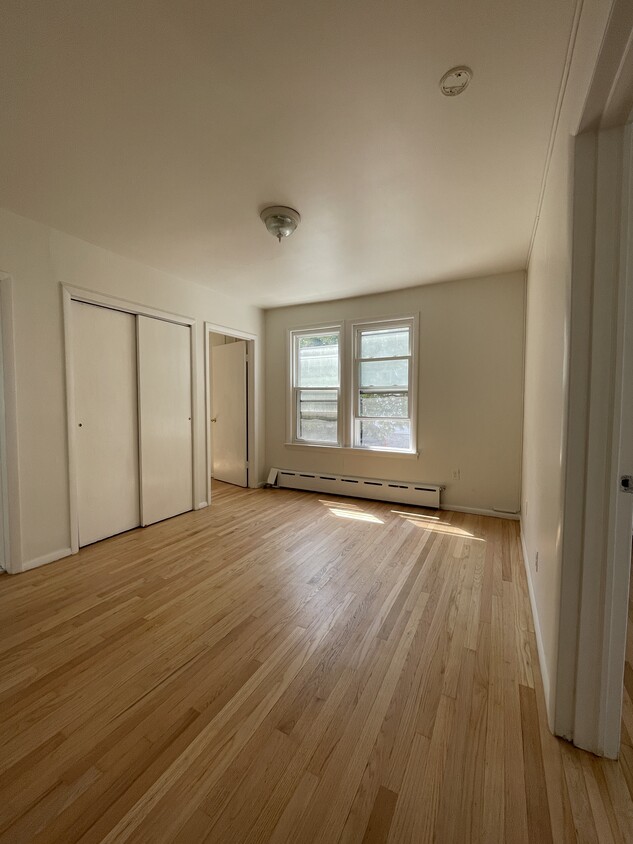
top-left (350, 317), bottom-right (417, 454)
top-left (288, 324), bottom-right (343, 447)
top-left (286, 314), bottom-right (418, 455)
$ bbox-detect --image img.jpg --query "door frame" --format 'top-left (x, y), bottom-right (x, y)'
top-left (600, 124), bottom-right (633, 756)
top-left (562, 126), bottom-right (633, 758)
top-left (554, 0), bottom-right (633, 758)
top-left (62, 284), bottom-right (198, 554)
top-left (0, 273), bottom-right (21, 573)
top-left (204, 321), bottom-right (257, 503)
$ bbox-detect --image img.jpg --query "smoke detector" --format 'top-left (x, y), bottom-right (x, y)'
top-left (440, 66), bottom-right (473, 97)
top-left (260, 206), bottom-right (301, 242)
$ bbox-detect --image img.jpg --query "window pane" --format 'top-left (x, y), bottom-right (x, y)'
top-left (297, 333), bottom-right (339, 387)
top-left (360, 326), bottom-right (410, 359)
top-left (356, 419), bottom-right (411, 450)
top-left (360, 359), bottom-right (408, 389)
top-left (359, 391), bottom-right (408, 418)
top-left (298, 389), bottom-right (338, 443)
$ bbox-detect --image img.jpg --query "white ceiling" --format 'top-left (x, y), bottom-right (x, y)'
top-left (0, 0), bottom-right (577, 307)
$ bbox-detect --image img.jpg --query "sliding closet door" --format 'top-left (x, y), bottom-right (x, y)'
top-left (137, 316), bottom-right (193, 525)
top-left (73, 302), bottom-right (140, 546)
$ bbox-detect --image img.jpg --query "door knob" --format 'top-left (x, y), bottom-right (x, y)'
top-left (211, 417), bottom-right (217, 423)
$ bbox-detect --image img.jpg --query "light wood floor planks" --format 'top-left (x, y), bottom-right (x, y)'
top-left (0, 482), bottom-right (632, 842)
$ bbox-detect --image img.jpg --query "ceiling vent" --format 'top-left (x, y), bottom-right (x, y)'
top-left (440, 66), bottom-right (473, 97)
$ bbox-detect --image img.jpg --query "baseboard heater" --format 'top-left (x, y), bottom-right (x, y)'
top-left (269, 468), bottom-right (442, 509)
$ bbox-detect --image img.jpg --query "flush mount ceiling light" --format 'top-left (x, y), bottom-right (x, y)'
top-left (260, 206), bottom-right (301, 242)
top-left (439, 66), bottom-right (473, 97)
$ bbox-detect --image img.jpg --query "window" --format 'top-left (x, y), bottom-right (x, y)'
top-left (291, 328), bottom-right (341, 444)
top-left (288, 316), bottom-right (417, 453)
top-left (353, 320), bottom-right (414, 451)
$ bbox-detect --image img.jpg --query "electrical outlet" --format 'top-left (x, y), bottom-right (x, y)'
top-left (452, 469), bottom-right (461, 481)
top-left (535, 551), bottom-right (539, 572)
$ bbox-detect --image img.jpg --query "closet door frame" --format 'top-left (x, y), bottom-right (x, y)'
top-left (62, 284), bottom-right (198, 555)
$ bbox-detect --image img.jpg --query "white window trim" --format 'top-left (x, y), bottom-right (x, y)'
top-left (286, 313), bottom-right (419, 455)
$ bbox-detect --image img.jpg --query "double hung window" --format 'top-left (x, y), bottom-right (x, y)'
top-left (352, 320), bottom-right (414, 451)
top-left (289, 316), bottom-right (416, 453)
top-left (291, 328), bottom-right (341, 445)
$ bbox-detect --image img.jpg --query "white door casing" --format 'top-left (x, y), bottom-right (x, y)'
top-left (211, 340), bottom-right (248, 487)
top-left (73, 302), bottom-right (140, 546)
top-left (0, 295), bottom-right (6, 569)
top-left (600, 123), bottom-right (633, 756)
top-left (137, 315), bottom-right (193, 525)
top-left (557, 125), bottom-right (633, 759)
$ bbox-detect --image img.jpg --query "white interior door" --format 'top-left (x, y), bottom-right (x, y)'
top-left (138, 316), bottom-right (193, 525)
top-left (211, 340), bottom-right (247, 487)
top-left (73, 302), bottom-right (140, 546)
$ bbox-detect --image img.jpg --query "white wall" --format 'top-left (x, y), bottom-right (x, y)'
top-left (265, 271), bottom-right (526, 515)
top-left (521, 0), bottom-right (614, 727)
top-left (0, 207), bottom-right (264, 571)
top-left (521, 127), bottom-right (574, 723)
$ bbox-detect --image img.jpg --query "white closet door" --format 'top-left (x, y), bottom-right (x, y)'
top-left (211, 340), bottom-right (248, 487)
top-left (73, 302), bottom-right (140, 546)
top-left (138, 316), bottom-right (193, 525)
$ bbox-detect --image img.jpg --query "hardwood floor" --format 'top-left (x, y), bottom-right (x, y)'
top-left (1, 483), bottom-right (633, 842)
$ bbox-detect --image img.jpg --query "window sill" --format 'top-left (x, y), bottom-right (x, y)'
top-left (284, 442), bottom-right (419, 459)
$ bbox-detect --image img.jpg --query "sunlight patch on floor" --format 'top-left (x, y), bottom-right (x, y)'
top-left (319, 499), bottom-right (384, 524)
top-left (391, 510), bottom-right (485, 541)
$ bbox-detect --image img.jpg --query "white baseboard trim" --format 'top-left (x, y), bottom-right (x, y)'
top-left (196, 501), bottom-right (208, 509)
top-left (443, 504), bottom-right (520, 521)
top-left (520, 526), bottom-right (553, 729)
top-left (21, 547), bottom-right (72, 573)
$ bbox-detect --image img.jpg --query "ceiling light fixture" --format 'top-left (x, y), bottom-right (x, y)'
top-left (439, 66), bottom-right (473, 97)
top-left (260, 206), bottom-right (301, 242)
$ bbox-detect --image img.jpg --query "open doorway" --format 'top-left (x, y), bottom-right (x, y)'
top-left (204, 322), bottom-right (256, 504)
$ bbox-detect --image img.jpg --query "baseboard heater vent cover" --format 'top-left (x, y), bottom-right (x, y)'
top-left (271, 469), bottom-right (441, 509)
